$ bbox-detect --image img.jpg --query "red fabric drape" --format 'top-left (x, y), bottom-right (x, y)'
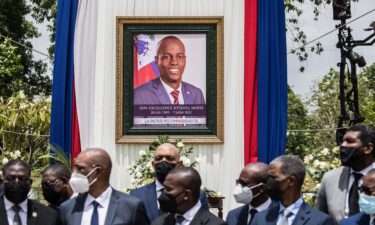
top-left (244, 0), bottom-right (258, 165)
top-left (71, 83), bottom-right (81, 167)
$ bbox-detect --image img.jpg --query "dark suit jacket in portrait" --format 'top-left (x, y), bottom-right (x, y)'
top-left (59, 188), bottom-right (149, 225)
top-left (151, 207), bottom-right (227, 225)
top-left (252, 202), bottom-right (333, 225)
top-left (0, 196), bottom-right (59, 225)
top-left (340, 213), bottom-right (370, 225)
top-left (130, 181), bottom-right (209, 222)
top-left (226, 200), bottom-right (277, 225)
top-left (134, 78), bottom-right (205, 105)
top-left (315, 166), bottom-right (350, 225)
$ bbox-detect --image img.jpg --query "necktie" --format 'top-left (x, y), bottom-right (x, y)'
top-left (175, 215), bottom-right (185, 225)
top-left (349, 172), bottom-right (363, 215)
top-left (248, 208), bottom-right (258, 225)
top-left (91, 201), bottom-right (99, 225)
top-left (278, 209), bottom-right (292, 225)
top-left (12, 205), bottom-right (22, 225)
top-left (171, 90), bottom-right (179, 105)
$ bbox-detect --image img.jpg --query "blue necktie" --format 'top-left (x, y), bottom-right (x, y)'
top-left (12, 205), bottom-right (22, 225)
top-left (91, 201), bottom-right (99, 225)
top-left (176, 215), bottom-right (185, 225)
top-left (248, 208), bottom-right (258, 225)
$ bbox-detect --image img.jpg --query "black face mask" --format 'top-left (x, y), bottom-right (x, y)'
top-left (340, 146), bottom-right (363, 168)
top-left (4, 180), bottom-right (30, 204)
top-left (155, 162), bottom-right (177, 184)
top-left (265, 177), bottom-right (283, 201)
top-left (42, 184), bottom-right (63, 206)
top-left (158, 191), bottom-right (184, 213)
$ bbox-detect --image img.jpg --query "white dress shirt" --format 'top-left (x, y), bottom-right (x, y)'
top-left (155, 179), bottom-right (164, 209)
top-left (81, 186), bottom-right (113, 225)
top-left (160, 78), bottom-right (184, 104)
top-left (277, 197), bottom-right (304, 225)
top-left (248, 198), bottom-right (272, 223)
top-left (176, 201), bottom-right (202, 225)
top-left (345, 162), bottom-right (375, 216)
top-left (4, 197), bottom-right (28, 225)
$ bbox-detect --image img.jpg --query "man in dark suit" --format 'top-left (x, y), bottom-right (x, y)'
top-left (152, 167), bottom-right (226, 225)
top-left (0, 159), bottom-right (59, 225)
top-left (59, 148), bottom-right (149, 225)
top-left (130, 143), bottom-right (208, 222)
top-left (226, 162), bottom-right (275, 225)
top-left (252, 155), bottom-right (333, 225)
top-left (340, 168), bottom-right (375, 225)
top-left (134, 36), bottom-right (205, 106)
top-left (316, 125), bottom-right (375, 225)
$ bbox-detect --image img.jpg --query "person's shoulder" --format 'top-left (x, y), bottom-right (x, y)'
top-left (112, 188), bottom-right (145, 205)
top-left (135, 78), bottom-right (159, 92)
top-left (28, 199), bottom-right (58, 215)
top-left (202, 208), bottom-right (226, 224)
top-left (182, 81), bottom-right (202, 92)
top-left (227, 205), bottom-right (246, 217)
top-left (130, 182), bottom-right (155, 195)
top-left (322, 166), bottom-right (347, 179)
top-left (340, 212), bottom-right (368, 225)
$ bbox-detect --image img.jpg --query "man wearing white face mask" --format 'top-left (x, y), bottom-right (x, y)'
top-left (226, 162), bottom-right (275, 225)
top-left (340, 169), bottom-right (375, 225)
top-left (59, 148), bottom-right (149, 225)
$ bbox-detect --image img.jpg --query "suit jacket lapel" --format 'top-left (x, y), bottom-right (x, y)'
top-left (147, 181), bottom-right (160, 219)
top-left (291, 202), bottom-right (310, 225)
top-left (190, 207), bottom-right (209, 225)
top-left (71, 193), bottom-right (86, 225)
top-left (0, 197), bottom-right (9, 225)
top-left (153, 78), bottom-right (171, 104)
top-left (266, 205), bottom-right (279, 225)
top-left (104, 190), bottom-right (119, 225)
top-left (337, 167), bottom-right (350, 217)
top-left (27, 200), bottom-right (38, 225)
top-left (237, 205), bottom-right (249, 225)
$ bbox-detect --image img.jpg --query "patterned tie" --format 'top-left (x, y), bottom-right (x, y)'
top-left (171, 90), bottom-right (179, 105)
top-left (91, 201), bottom-right (99, 225)
top-left (12, 205), bottom-right (22, 225)
top-left (349, 172), bottom-right (363, 215)
top-left (278, 208), bottom-right (292, 225)
top-left (175, 215), bottom-right (185, 225)
top-left (248, 208), bottom-right (258, 225)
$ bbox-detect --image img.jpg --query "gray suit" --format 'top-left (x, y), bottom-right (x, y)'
top-left (315, 166), bottom-right (350, 225)
top-left (59, 189), bottom-right (149, 225)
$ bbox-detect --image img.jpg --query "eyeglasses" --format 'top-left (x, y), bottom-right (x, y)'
top-left (41, 178), bottom-right (61, 188)
top-left (235, 179), bottom-right (250, 187)
top-left (359, 186), bottom-right (375, 196)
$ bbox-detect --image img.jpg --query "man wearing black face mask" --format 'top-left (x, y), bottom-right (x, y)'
top-left (41, 163), bottom-right (73, 209)
top-left (130, 143), bottom-right (208, 222)
top-left (0, 159), bottom-right (59, 225)
top-left (152, 167), bottom-right (226, 225)
top-left (316, 124), bottom-right (375, 225)
top-left (226, 162), bottom-right (275, 225)
top-left (252, 155), bottom-right (333, 225)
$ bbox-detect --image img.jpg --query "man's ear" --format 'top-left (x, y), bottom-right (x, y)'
top-left (364, 143), bottom-right (374, 155)
top-left (288, 176), bottom-right (297, 187)
top-left (184, 189), bottom-right (192, 200)
top-left (176, 160), bottom-right (183, 167)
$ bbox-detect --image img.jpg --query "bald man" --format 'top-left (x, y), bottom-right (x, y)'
top-left (226, 163), bottom-right (275, 225)
top-left (134, 36), bottom-right (205, 105)
top-left (59, 148), bottom-right (149, 225)
top-left (130, 143), bottom-right (208, 222)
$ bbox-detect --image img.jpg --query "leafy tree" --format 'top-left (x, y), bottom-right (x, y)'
top-left (0, 0), bottom-right (51, 98)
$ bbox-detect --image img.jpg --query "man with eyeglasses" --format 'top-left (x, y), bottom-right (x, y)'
top-left (340, 168), bottom-right (375, 225)
top-left (59, 148), bottom-right (149, 225)
top-left (0, 159), bottom-right (59, 225)
top-left (41, 163), bottom-right (73, 209)
top-left (134, 35), bottom-right (205, 106)
top-left (130, 143), bottom-right (208, 222)
top-left (226, 162), bottom-right (274, 225)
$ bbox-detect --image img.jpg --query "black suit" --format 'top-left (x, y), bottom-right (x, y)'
top-left (151, 206), bottom-right (227, 225)
top-left (0, 196), bottom-right (59, 225)
top-left (59, 188), bottom-right (149, 225)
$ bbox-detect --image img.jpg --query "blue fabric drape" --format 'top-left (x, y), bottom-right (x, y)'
top-left (50, 0), bottom-right (78, 157)
top-left (257, 0), bottom-right (288, 163)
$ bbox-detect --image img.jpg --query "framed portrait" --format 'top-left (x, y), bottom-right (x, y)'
top-left (116, 17), bottom-right (224, 143)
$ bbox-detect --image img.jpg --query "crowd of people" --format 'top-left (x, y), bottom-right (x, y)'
top-left (0, 124), bottom-right (374, 225)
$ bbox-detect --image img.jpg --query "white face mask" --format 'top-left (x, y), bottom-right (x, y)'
top-left (69, 167), bottom-right (98, 193)
top-left (233, 183), bottom-right (263, 204)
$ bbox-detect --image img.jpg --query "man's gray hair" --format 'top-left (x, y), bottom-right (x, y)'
top-left (270, 155), bottom-right (306, 186)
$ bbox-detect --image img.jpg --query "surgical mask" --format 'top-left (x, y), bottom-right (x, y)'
top-left (359, 193), bottom-right (375, 215)
top-left (233, 183), bottom-right (263, 204)
top-left (155, 162), bottom-right (177, 184)
top-left (158, 191), bottom-right (184, 213)
top-left (69, 167), bottom-right (98, 193)
top-left (340, 146), bottom-right (363, 167)
top-left (4, 180), bottom-right (31, 204)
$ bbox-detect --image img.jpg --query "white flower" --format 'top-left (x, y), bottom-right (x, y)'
top-left (313, 160), bottom-right (321, 168)
top-left (2, 157), bottom-right (9, 165)
top-left (315, 183), bottom-right (321, 190)
top-left (194, 157), bottom-right (201, 164)
top-left (304, 155), bottom-right (313, 163)
top-left (181, 156), bottom-right (191, 166)
top-left (136, 172), bottom-right (142, 178)
top-left (176, 142), bottom-right (184, 148)
top-left (321, 148), bottom-right (329, 155)
top-left (138, 150), bottom-right (146, 156)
